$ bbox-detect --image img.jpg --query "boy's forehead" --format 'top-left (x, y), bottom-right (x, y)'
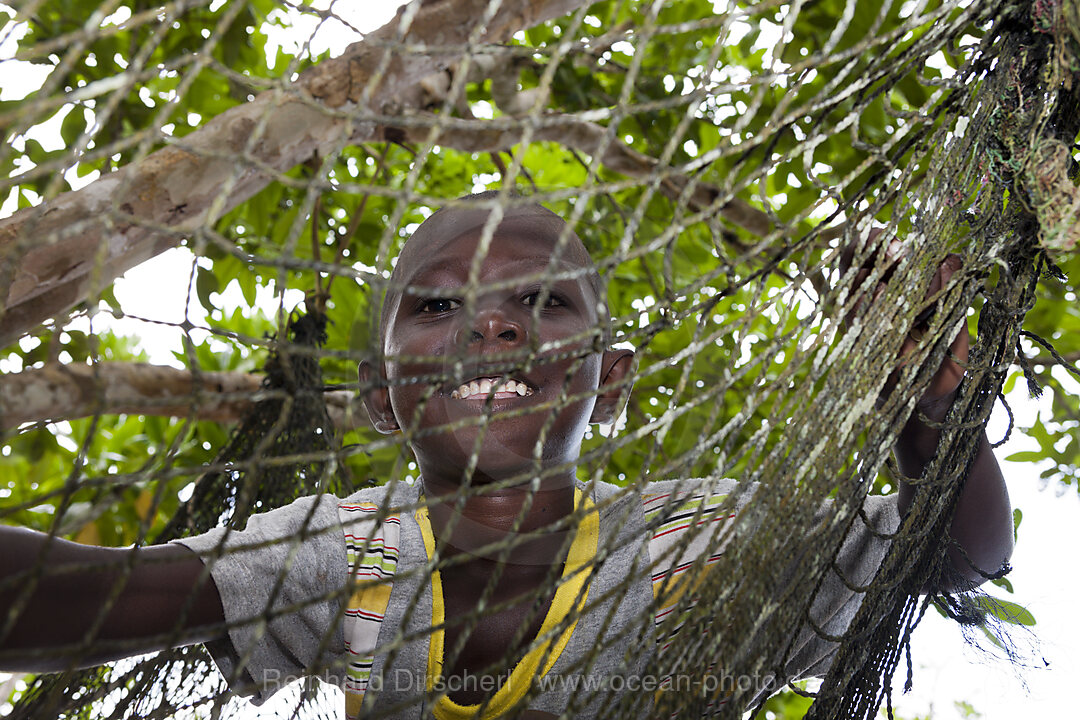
top-left (378, 203), bottom-right (604, 345)
top-left (395, 204), bottom-right (593, 276)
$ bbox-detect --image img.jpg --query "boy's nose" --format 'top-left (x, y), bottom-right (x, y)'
top-left (460, 308), bottom-right (525, 347)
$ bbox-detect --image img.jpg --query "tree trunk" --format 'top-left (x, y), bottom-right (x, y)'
top-left (0, 362), bottom-right (366, 431)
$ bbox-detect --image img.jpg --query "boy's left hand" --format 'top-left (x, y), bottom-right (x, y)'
top-left (899, 254), bottom-right (967, 419)
top-left (842, 232), bottom-right (968, 418)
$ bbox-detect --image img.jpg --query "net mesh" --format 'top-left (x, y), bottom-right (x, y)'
top-left (1, 0), bottom-right (1078, 718)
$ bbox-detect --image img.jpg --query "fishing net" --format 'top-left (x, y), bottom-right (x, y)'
top-left (1, 0), bottom-right (1078, 718)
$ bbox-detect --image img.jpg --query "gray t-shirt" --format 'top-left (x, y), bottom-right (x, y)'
top-left (175, 478), bottom-right (899, 716)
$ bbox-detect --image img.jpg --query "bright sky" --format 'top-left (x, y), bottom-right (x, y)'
top-left (2, 2), bottom-right (1079, 719)
top-left (892, 386), bottom-right (1080, 720)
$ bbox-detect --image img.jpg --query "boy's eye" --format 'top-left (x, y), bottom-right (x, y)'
top-left (523, 291), bottom-right (566, 309)
top-left (418, 298), bottom-right (461, 314)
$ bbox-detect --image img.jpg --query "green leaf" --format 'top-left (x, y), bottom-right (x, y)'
top-left (976, 597), bottom-right (1036, 627)
top-left (237, 267), bottom-right (258, 307)
top-left (1004, 450), bottom-right (1044, 463)
top-left (23, 137), bottom-right (48, 165)
top-left (60, 105), bottom-right (87, 146)
top-left (978, 623), bottom-right (1006, 649)
top-left (196, 265), bottom-right (220, 309)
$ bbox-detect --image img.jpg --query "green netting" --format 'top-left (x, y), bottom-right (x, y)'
top-left (1, 0), bottom-right (1079, 718)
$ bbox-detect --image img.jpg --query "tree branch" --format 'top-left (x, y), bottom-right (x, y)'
top-left (0, 362), bottom-right (367, 432)
top-left (380, 113), bottom-right (773, 236)
top-left (0, 0), bottom-right (593, 348)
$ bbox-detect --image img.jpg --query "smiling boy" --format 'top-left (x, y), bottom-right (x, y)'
top-left (357, 201), bottom-right (635, 707)
top-left (0, 195), bottom-right (1013, 718)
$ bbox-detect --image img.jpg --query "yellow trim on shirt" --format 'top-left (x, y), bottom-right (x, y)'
top-left (414, 488), bottom-right (598, 720)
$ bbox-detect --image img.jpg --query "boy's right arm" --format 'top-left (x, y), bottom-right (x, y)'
top-left (0, 526), bottom-right (224, 673)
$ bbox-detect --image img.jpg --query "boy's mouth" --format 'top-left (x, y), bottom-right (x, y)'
top-left (449, 377), bottom-right (535, 400)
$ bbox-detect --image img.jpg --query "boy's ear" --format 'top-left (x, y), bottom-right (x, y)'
top-left (358, 360), bottom-right (400, 434)
top-left (590, 349), bottom-right (635, 425)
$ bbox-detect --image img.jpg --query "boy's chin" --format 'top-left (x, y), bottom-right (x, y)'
top-left (415, 433), bottom-right (580, 486)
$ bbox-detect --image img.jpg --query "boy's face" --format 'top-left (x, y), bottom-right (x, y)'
top-left (362, 205), bottom-right (632, 485)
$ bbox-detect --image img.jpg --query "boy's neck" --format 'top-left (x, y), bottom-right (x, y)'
top-left (421, 473), bottom-right (578, 567)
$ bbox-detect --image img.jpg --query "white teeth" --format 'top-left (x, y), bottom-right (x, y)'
top-left (452, 378), bottom-right (533, 399)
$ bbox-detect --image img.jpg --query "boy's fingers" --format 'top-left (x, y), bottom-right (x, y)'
top-left (948, 312), bottom-right (970, 365)
top-left (838, 228), bottom-right (884, 275)
top-left (873, 251), bottom-right (969, 406)
top-left (913, 253), bottom-right (963, 329)
top-left (943, 252), bottom-right (963, 275)
top-left (838, 229), bottom-right (900, 328)
top-left (934, 253), bottom-right (961, 288)
top-left (839, 228), bottom-right (904, 284)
